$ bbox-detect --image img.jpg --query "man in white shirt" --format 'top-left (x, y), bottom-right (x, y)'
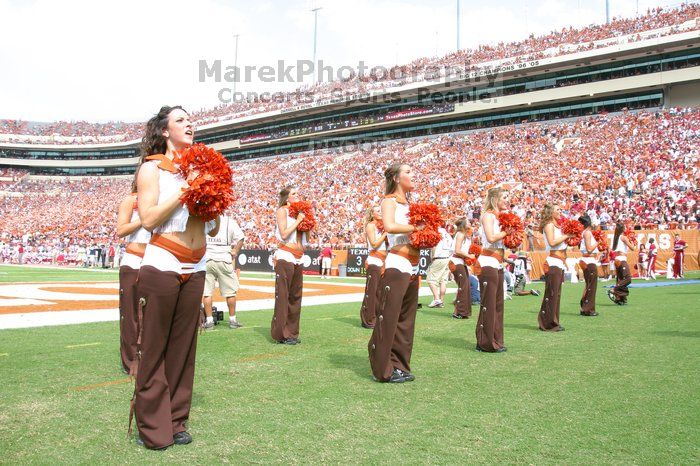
top-left (203, 215), bottom-right (245, 329)
top-left (427, 226), bottom-right (453, 308)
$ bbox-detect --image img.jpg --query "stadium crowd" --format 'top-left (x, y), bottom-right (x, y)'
top-left (0, 107), bottom-right (697, 263)
top-left (0, 4), bottom-right (697, 145)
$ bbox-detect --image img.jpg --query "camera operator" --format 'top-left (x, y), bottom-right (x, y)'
top-left (202, 215), bottom-right (245, 329)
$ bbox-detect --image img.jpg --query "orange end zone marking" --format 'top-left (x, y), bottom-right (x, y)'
top-left (41, 286), bottom-right (116, 295)
top-left (0, 279), bottom-right (365, 315)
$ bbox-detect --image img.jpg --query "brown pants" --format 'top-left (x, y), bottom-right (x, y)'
top-left (133, 266), bottom-right (205, 449)
top-left (476, 266), bottom-right (504, 351)
top-left (539, 265), bottom-right (564, 331)
top-left (368, 268), bottom-right (419, 381)
top-left (360, 264), bottom-right (382, 328)
top-left (580, 263), bottom-right (598, 315)
top-left (453, 264), bottom-right (472, 317)
top-left (611, 261), bottom-right (631, 303)
top-left (119, 266), bottom-right (139, 375)
top-left (271, 259), bottom-right (303, 341)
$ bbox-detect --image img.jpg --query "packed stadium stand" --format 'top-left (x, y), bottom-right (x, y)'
top-left (0, 4), bottom-right (698, 262)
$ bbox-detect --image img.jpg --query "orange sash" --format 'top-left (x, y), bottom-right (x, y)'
top-left (150, 234), bottom-right (205, 263)
top-left (368, 250), bottom-right (388, 261)
top-left (389, 244), bottom-right (419, 266)
top-left (278, 242), bottom-right (303, 259)
top-left (365, 250), bottom-right (387, 275)
top-left (549, 251), bottom-right (567, 261)
top-left (125, 244), bottom-right (145, 258)
top-left (145, 154), bottom-right (178, 173)
top-left (480, 248), bottom-right (504, 263)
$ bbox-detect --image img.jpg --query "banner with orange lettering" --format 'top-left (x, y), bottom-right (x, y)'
top-left (527, 230), bottom-right (698, 279)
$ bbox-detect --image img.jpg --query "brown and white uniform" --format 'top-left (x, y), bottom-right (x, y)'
top-left (359, 221), bottom-right (387, 329)
top-left (450, 233), bottom-right (472, 318)
top-left (611, 239), bottom-right (631, 303)
top-left (475, 215), bottom-right (505, 351)
top-left (271, 207), bottom-right (306, 342)
top-left (368, 196), bottom-right (420, 381)
top-left (119, 199), bottom-right (151, 375)
top-left (538, 223), bottom-right (566, 331)
top-left (579, 232), bottom-right (599, 315)
top-left (131, 154), bottom-right (216, 450)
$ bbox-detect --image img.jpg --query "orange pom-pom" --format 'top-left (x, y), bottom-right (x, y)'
top-left (624, 229), bottom-right (638, 248)
top-left (497, 212), bottom-right (524, 249)
top-left (174, 143), bottom-right (234, 222)
top-left (465, 243), bottom-right (482, 265)
top-left (559, 218), bottom-right (584, 247)
top-left (592, 230), bottom-right (608, 251)
top-left (288, 201), bottom-right (316, 232)
top-left (408, 203), bottom-right (444, 249)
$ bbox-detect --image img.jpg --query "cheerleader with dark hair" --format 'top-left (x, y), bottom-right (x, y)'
top-left (578, 214), bottom-right (599, 316)
top-left (607, 222), bottom-right (636, 305)
top-left (131, 106), bottom-right (220, 450)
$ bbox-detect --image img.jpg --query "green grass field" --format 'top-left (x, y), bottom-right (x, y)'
top-left (0, 264), bottom-right (119, 283)
top-left (0, 266), bottom-right (698, 464)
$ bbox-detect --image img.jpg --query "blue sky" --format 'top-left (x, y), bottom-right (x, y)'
top-left (0, 0), bottom-right (685, 122)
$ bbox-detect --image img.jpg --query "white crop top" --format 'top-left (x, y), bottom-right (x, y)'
top-left (127, 208), bottom-right (151, 244)
top-left (149, 160), bottom-right (216, 235)
top-left (386, 199), bottom-right (410, 248)
top-left (579, 231), bottom-right (598, 255)
top-left (480, 212), bottom-right (504, 249)
top-left (367, 222), bottom-right (387, 252)
top-left (275, 208), bottom-right (307, 245)
top-left (614, 237), bottom-right (628, 255)
top-left (545, 223), bottom-right (567, 251)
top-left (454, 234), bottom-right (471, 255)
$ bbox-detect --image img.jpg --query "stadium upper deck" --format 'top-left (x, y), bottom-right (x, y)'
top-left (1, 6), bottom-right (698, 175)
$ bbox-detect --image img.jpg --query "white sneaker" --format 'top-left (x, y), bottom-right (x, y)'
top-left (202, 320), bottom-right (215, 330)
top-left (428, 300), bottom-right (441, 308)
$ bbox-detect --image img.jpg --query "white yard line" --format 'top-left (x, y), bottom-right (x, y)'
top-left (0, 287), bottom-right (454, 330)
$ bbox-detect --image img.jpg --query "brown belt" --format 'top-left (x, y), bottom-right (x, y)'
top-left (389, 245), bottom-right (420, 266)
top-left (582, 253), bottom-right (596, 258)
top-left (150, 234), bottom-right (206, 264)
top-left (480, 248), bottom-right (504, 263)
top-left (278, 242), bottom-right (303, 259)
top-left (549, 251), bottom-right (567, 261)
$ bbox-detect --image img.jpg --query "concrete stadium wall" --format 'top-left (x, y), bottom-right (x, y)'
top-left (665, 80), bottom-right (700, 107)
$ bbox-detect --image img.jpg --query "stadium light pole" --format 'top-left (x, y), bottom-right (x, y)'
top-left (456, 0), bottom-right (460, 51)
top-left (233, 33), bottom-right (240, 98)
top-left (606, 0), bottom-right (610, 24)
top-left (312, 6), bottom-right (322, 82)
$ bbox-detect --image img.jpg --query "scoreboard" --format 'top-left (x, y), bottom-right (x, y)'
top-left (346, 248), bottom-right (433, 277)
